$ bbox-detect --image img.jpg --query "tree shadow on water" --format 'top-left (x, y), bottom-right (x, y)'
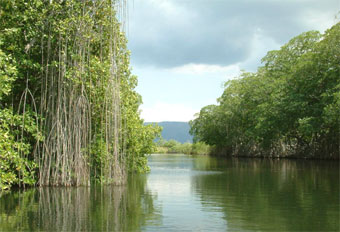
top-left (0, 174), bottom-right (160, 231)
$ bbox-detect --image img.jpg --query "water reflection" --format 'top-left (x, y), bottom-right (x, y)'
top-left (192, 157), bottom-right (339, 231)
top-left (0, 155), bottom-right (338, 231)
top-left (146, 154), bottom-right (228, 231)
top-left (0, 175), bottom-right (160, 231)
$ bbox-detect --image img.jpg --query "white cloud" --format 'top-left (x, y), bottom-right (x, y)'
top-left (150, 0), bottom-right (193, 20)
top-left (130, 0), bottom-right (339, 122)
top-left (140, 102), bottom-right (198, 122)
top-left (302, 9), bottom-right (339, 33)
top-left (240, 29), bottom-right (281, 71)
top-left (170, 63), bottom-right (241, 77)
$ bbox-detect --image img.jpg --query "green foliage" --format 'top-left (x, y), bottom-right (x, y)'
top-left (0, 0), bottom-right (160, 189)
top-left (190, 23), bottom-right (340, 158)
top-left (0, 109), bottom-right (40, 190)
top-left (0, 45), bottom-right (16, 100)
top-left (124, 122), bottom-right (161, 173)
top-left (0, 41), bottom-right (40, 190)
top-left (156, 139), bottom-right (211, 155)
top-left (191, 142), bottom-right (211, 155)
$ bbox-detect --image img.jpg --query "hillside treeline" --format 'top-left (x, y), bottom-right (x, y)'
top-left (190, 23), bottom-right (340, 159)
top-left (0, 0), bottom-right (160, 190)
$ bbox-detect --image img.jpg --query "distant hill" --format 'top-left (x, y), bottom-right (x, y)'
top-left (145, 121), bottom-right (193, 143)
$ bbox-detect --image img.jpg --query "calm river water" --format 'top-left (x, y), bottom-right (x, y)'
top-left (0, 154), bottom-right (339, 231)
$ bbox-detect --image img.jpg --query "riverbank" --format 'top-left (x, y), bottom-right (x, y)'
top-left (155, 140), bottom-right (211, 155)
top-left (156, 140), bottom-right (339, 160)
top-left (208, 146), bottom-right (340, 160)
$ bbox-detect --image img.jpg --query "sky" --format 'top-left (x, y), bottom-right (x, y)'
top-left (126, 0), bottom-right (340, 122)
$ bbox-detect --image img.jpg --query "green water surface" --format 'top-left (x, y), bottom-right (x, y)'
top-left (0, 154), bottom-right (339, 231)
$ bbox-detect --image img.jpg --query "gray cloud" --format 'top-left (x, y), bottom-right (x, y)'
top-left (128, 0), bottom-right (339, 68)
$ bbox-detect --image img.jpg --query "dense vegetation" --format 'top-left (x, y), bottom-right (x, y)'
top-left (0, 0), bottom-right (160, 190)
top-left (155, 139), bottom-right (210, 155)
top-left (190, 23), bottom-right (340, 159)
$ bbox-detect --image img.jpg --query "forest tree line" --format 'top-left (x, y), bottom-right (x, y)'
top-left (0, 0), bottom-right (160, 190)
top-left (190, 23), bottom-right (340, 159)
top-left (155, 139), bottom-right (211, 155)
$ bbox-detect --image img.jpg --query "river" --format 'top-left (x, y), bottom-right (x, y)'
top-left (0, 154), bottom-right (339, 231)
